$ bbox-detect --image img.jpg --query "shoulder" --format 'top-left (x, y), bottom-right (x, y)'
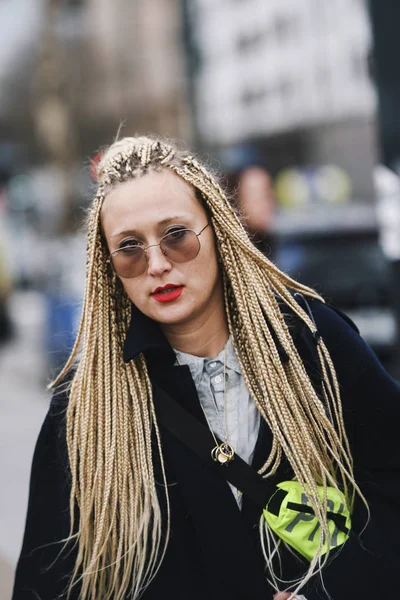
top-left (33, 377), bottom-right (71, 469)
top-left (281, 292), bottom-right (361, 350)
top-left (289, 294), bottom-right (371, 391)
top-left (304, 297), bottom-right (360, 337)
top-left (46, 373), bottom-right (72, 430)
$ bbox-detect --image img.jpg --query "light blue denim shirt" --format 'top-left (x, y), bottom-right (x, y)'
top-left (174, 337), bottom-right (260, 508)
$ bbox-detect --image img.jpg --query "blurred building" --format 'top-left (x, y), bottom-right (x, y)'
top-left (85, 0), bottom-right (192, 146)
top-left (188, 0), bottom-right (374, 143)
top-left (65, 0), bottom-right (192, 150)
top-left (1, 0), bottom-right (192, 162)
top-left (0, 0), bottom-right (193, 244)
top-left (185, 0), bottom-right (377, 200)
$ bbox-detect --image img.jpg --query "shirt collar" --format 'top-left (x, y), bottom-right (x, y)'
top-left (173, 337), bottom-right (242, 386)
top-left (217, 337), bottom-right (243, 374)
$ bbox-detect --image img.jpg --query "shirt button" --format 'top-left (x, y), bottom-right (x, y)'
top-left (209, 362), bottom-right (217, 368)
top-left (214, 375), bottom-right (222, 383)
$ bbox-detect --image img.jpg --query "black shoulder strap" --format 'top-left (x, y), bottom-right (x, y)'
top-left (153, 294), bottom-right (344, 510)
top-left (152, 382), bottom-right (274, 509)
top-left (153, 384), bottom-right (349, 534)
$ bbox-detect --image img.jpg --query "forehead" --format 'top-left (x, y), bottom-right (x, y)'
top-left (240, 168), bottom-right (272, 191)
top-left (101, 169), bottom-right (203, 229)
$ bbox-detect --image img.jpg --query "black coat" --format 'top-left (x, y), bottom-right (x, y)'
top-left (12, 298), bottom-right (400, 599)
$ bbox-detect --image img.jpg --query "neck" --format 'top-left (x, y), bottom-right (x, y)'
top-left (162, 298), bottom-right (229, 359)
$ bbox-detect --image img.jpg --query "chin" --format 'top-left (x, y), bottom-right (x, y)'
top-left (145, 299), bottom-right (199, 326)
top-left (150, 307), bottom-right (194, 326)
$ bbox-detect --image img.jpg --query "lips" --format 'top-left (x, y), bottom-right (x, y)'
top-left (152, 283), bottom-right (182, 294)
top-left (151, 284), bottom-right (184, 303)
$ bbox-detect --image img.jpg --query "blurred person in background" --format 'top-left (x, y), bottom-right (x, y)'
top-left (229, 165), bottom-right (277, 259)
top-left (238, 166), bottom-right (276, 236)
top-left (12, 136), bottom-right (400, 600)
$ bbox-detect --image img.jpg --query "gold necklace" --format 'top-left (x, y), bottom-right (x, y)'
top-left (176, 345), bottom-right (235, 466)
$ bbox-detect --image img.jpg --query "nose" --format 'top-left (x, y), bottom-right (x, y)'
top-left (145, 245), bottom-right (173, 277)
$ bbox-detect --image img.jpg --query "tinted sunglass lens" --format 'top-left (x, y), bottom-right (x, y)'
top-left (161, 230), bottom-right (200, 262)
top-left (112, 249), bottom-right (147, 278)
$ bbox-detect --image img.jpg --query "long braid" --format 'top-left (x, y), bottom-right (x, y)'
top-left (53, 135), bottom-right (367, 599)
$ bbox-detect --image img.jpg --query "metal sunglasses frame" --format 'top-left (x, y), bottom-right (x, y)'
top-left (107, 222), bottom-right (210, 277)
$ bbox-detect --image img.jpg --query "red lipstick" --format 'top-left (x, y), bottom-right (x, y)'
top-left (151, 284), bottom-right (184, 303)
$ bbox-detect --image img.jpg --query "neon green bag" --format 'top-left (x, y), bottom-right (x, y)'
top-left (263, 481), bottom-right (351, 561)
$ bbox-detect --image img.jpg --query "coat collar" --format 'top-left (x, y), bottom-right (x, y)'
top-left (122, 297), bottom-right (305, 367)
top-left (123, 302), bottom-right (176, 366)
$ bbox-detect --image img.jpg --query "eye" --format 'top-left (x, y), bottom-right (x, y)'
top-left (116, 239), bottom-right (143, 256)
top-left (165, 227), bottom-right (188, 240)
top-left (119, 239), bottom-right (141, 249)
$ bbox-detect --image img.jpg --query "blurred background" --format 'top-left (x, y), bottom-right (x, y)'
top-left (1, 0), bottom-right (400, 596)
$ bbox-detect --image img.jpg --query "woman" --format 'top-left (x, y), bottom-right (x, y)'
top-left (13, 136), bottom-right (400, 600)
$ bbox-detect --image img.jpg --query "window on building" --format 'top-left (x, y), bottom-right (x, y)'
top-left (236, 30), bottom-right (265, 53)
top-left (241, 88), bottom-right (269, 107)
top-left (274, 15), bottom-right (296, 43)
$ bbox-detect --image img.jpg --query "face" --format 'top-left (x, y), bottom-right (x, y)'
top-left (238, 167), bottom-right (275, 233)
top-left (101, 169), bottom-right (223, 329)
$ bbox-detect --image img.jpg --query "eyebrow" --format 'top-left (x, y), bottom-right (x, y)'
top-left (110, 215), bottom-right (192, 239)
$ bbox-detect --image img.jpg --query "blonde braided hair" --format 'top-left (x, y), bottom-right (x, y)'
top-left (53, 135), bottom-right (365, 599)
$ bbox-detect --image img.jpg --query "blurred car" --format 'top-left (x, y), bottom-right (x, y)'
top-left (274, 229), bottom-right (399, 361)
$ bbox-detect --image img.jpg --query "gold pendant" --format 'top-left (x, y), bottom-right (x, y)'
top-left (211, 442), bottom-right (235, 465)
